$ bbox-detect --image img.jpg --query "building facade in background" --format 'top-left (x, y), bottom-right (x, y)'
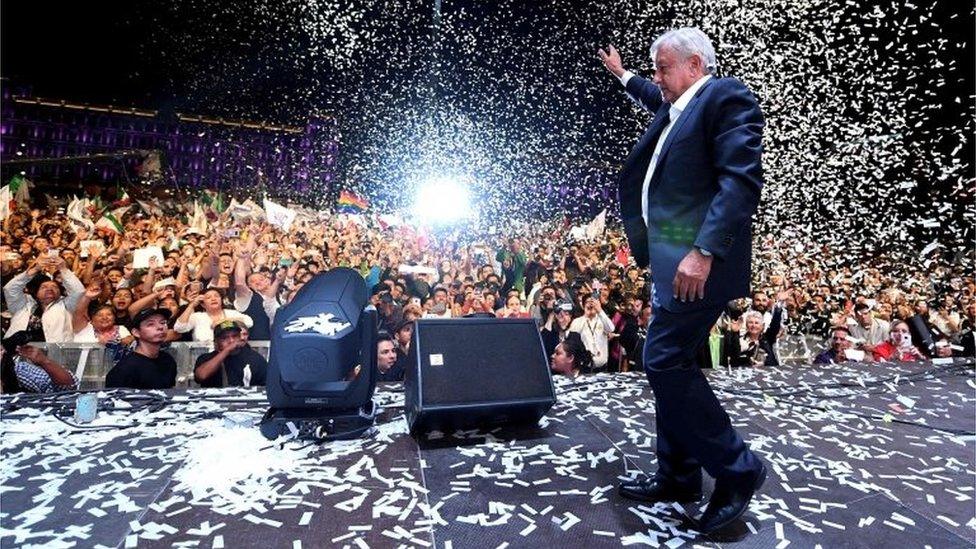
top-left (0, 81), bottom-right (339, 202)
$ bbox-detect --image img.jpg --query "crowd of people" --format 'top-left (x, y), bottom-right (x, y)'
top-left (0, 195), bottom-right (973, 393)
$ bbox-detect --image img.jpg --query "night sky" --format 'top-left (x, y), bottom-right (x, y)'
top-left (2, 1), bottom-right (974, 260)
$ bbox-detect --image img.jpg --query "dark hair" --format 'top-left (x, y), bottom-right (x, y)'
top-left (88, 301), bottom-right (115, 319)
top-left (0, 332), bottom-right (31, 394)
top-left (889, 319), bottom-right (909, 332)
top-left (377, 330), bottom-right (395, 345)
top-left (560, 333), bottom-right (594, 373)
top-left (26, 274), bottom-right (64, 301)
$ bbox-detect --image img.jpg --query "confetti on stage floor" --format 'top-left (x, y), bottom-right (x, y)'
top-left (1, 360), bottom-right (973, 548)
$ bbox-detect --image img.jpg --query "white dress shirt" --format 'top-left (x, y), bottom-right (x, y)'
top-left (3, 268), bottom-right (86, 342)
top-left (619, 71), bottom-right (712, 226)
top-left (568, 310), bottom-right (615, 369)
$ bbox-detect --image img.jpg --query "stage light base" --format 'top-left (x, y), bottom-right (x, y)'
top-left (259, 400), bottom-right (377, 441)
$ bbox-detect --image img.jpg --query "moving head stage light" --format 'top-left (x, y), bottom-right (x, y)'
top-left (260, 268), bottom-right (378, 441)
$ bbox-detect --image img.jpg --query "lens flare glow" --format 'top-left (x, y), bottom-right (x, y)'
top-left (412, 177), bottom-right (472, 224)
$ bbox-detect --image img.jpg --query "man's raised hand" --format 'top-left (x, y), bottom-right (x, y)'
top-left (598, 44), bottom-right (625, 78)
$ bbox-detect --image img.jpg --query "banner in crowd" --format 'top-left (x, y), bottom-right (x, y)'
top-left (95, 205), bottom-right (130, 235)
top-left (188, 201), bottom-right (209, 234)
top-left (337, 190), bottom-right (369, 214)
top-left (0, 175), bottom-right (32, 220)
top-left (568, 209), bottom-right (607, 242)
top-left (226, 198), bottom-right (265, 222)
top-left (264, 198), bottom-right (297, 231)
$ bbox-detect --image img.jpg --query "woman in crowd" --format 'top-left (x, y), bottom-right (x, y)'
top-left (3, 256), bottom-right (85, 343)
top-left (73, 283), bottom-right (133, 345)
top-left (495, 294), bottom-right (528, 319)
top-left (872, 320), bottom-right (925, 362)
top-left (174, 287), bottom-right (253, 342)
top-left (110, 288), bottom-right (134, 327)
top-left (550, 332), bottom-right (593, 379)
top-left (540, 299), bottom-right (574, 359)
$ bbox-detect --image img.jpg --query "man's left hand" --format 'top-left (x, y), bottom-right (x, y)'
top-left (673, 249), bottom-right (713, 302)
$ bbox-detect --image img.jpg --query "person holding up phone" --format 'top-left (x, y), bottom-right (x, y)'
top-left (2, 255), bottom-right (85, 343)
top-left (568, 297), bottom-right (616, 371)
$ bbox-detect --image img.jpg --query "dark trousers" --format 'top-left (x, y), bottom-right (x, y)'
top-left (641, 304), bottom-right (761, 487)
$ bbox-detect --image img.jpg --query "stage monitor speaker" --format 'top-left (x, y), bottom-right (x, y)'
top-left (405, 317), bottom-right (556, 434)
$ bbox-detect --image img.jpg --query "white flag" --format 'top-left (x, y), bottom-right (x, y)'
top-left (263, 198), bottom-right (297, 231)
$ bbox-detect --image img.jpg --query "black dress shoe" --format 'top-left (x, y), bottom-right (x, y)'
top-left (698, 462), bottom-right (767, 534)
top-left (618, 476), bottom-right (702, 503)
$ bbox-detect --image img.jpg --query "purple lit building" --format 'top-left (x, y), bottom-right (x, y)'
top-left (0, 82), bottom-right (339, 199)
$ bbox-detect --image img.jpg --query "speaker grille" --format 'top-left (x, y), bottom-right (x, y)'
top-left (414, 319), bottom-right (554, 406)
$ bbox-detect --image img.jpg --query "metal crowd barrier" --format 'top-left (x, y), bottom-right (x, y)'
top-left (33, 335), bottom-right (828, 390)
top-left (33, 341), bottom-right (271, 390)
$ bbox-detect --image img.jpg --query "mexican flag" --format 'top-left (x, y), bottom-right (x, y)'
top-left (0, 175), bottom-right (32, 219)
top-left (201, 190), bottom-right (226, 214)
top-left (95, 206), bottom-right (130, 235)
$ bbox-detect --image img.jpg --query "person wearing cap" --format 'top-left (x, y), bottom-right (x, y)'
top-left (193, 320), bottom-right (268, 388)
top-left (370, 282), bottom-right (403, 335)
top-left (104, 308), bottom-right (177, 389)
top-left (3, 255), bottom-right (85, 343)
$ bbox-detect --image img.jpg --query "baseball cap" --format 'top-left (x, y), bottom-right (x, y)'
top-left (152, 277), bottom-right (178, 292)
top-left (129, 307), bottom-right (172, 330)
top-left (213, 319), bottom-right (244, 339)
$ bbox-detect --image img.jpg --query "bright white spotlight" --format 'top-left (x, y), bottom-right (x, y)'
top-left (412, 177), bottom-right (472, 224)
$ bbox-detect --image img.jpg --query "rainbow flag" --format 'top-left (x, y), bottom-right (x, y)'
top-left (337, 190), bottom-right (369, 213)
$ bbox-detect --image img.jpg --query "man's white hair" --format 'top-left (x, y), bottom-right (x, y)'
top-left (650, 27), bottom-right (717, 74)
top-left (743, 310), bottom-right (764, 324)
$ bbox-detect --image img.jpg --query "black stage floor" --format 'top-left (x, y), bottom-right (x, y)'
top-left (2, 360), bottom-right (974, 548)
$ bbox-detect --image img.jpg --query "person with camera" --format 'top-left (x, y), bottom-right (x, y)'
top-left (495, 293), bottom-right (529, 319)
top-left (530, 285), bottom-right (558, 323)
top-left (3, 255), bottom-right (85, 343)
top-left (568, 297), bottom-right (616, 371)
top-left (871, 320), bottom-right (925, 362)
top-left (540, 299), bottom-right (575, 359)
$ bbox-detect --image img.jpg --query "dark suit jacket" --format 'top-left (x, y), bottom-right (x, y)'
top-left (617, 74), bottom-right (764, 312)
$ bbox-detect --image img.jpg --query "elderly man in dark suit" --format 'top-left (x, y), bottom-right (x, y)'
top-left (599, 28), bottom-right (767, 534)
